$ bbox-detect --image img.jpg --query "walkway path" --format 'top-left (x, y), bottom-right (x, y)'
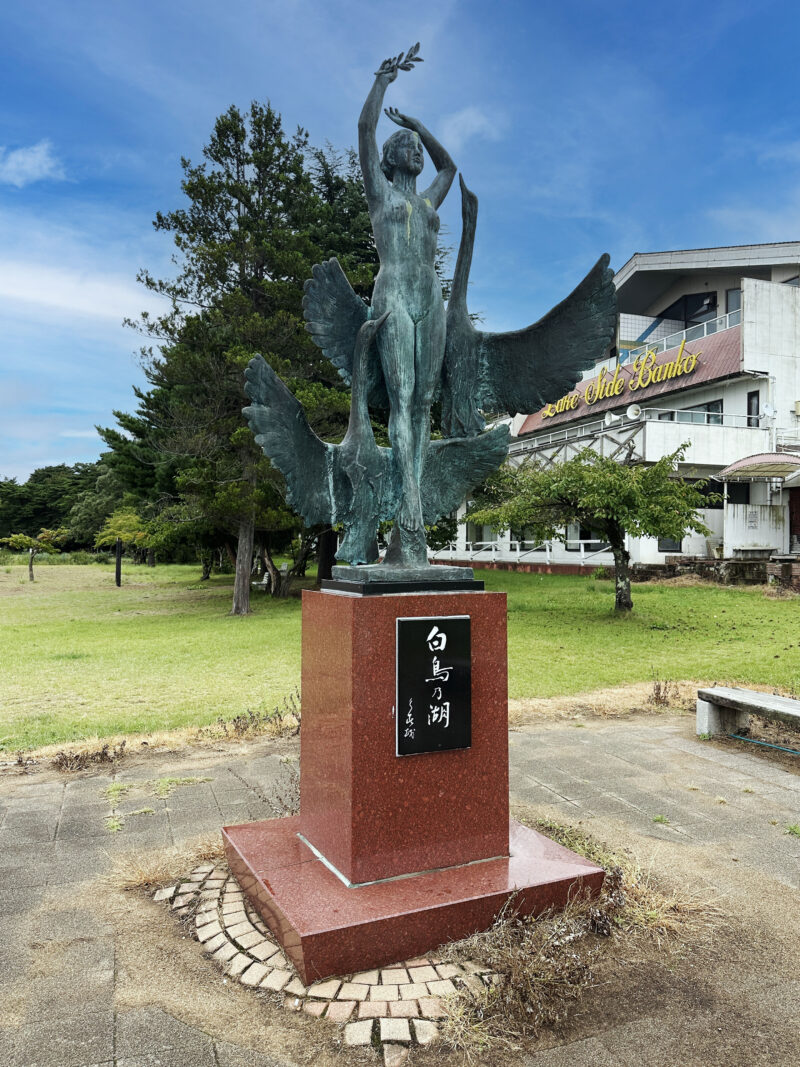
top-left (0, 715), bottom-right (797, 1066)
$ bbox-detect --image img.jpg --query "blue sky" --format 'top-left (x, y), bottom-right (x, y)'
top-left (2, 0), bottom-right (799, 480)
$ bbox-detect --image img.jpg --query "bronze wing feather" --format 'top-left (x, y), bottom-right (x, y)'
top-left (420, 424), bottom-right (511, 524)
top-left (243, 355), bottom-right (334, 526)
top-left (476, 253), bottom-right (617, 416)
top-left (302, 257), bottom-right (389, 409)
top-left (442, 176), bottom-right (616, 436)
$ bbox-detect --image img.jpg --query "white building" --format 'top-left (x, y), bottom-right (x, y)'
top-left (436, 242), bottom-right (800, 574)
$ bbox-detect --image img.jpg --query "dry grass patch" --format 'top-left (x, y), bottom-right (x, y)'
top-left (508, 680), bottom-right (697, 727)
top-left (108, 833), bottom-right (225, 892)
top-left (439, 813), bottom-right (723, 1057)
top-left (23, 690), bottom-right (302, 772)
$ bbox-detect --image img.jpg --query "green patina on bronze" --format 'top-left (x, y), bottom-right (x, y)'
top-left (243, 43), bottom-right (618, 580)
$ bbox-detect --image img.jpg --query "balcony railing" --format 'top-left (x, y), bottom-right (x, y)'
top-left (517, 406), bottom-right (765, 453)
top-left (623, 308), bottom-right (740, 363)
top-left (644, 408), bottom-right (762, 428)
top-left (432, 539), bottom-right (614, 565)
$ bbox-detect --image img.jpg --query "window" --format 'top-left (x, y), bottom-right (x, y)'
top-left (658, 536), bottom-right (683, 553)
top-left (747, 390), bottom-right (760, 427)
top-left (466, 523), bottom-right (496, 545)
top-left (696, 479), bottom-right (724, 510)
top-left (511, 527), bottom-right (544, 551)
top-left (658, 290), bottom-right (718, 328)
top-left (565, 523), bottom-right (610, 552)
top-left (676, 399), bottom-right (723, 426)
top-left (726, 288), bottom-right (741, 314)
top-left (727, 482), bottom-right (750, 505)
top-left (784, 275), bottom-right (799, 286)
top-left (657, 410), bottom-right (675, 421)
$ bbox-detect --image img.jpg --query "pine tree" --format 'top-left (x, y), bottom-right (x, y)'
top-left (105, 102), bottom-right (378, 612)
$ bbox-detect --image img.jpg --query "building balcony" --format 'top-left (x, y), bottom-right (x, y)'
top-left (622, 308), bottom-right (741, 363)
top-left (515, 408), bottom-right (770, 469)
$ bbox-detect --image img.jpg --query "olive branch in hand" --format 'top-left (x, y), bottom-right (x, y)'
top-left (375, 42), bottom-right (423, 77)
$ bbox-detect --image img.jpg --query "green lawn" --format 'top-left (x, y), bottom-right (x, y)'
top-left (1, 562), bottom-right (798, 750)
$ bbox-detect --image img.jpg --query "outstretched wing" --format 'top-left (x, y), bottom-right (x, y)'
top-left (302, 258), bottom-right (390, 410)
top-left (477, 254), bottom-right (617, 416)
top-left (243, 355), bottom-right (334, 526)
top-left (421, 424), bottom-right (510, 524)
top-left (302, 258), bottom-right (367, 383)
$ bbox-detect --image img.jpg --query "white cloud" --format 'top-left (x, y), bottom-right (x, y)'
top-left (58, 429), bottom-right (101, 439)
top-left (0, 139), bottom-right (64, 187)
top-left (439, 106), bottom-right (507, 154)
top-left (0, 259), bottom-right (158, 322)
top-left (758, 141), bottom-right (800, 165)
top-left (708, 197), bottom-right (800, 244)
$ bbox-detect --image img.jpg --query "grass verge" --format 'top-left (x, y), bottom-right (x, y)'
top-left (2, 563), bottom-right (800, 749)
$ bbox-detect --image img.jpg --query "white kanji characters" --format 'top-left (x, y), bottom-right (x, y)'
top-left (427, 702), bottom-right (450, 728)
top-left (425, 656), bottom-right (452, 683)
top-left (426, 625), bottom-right (447, 652)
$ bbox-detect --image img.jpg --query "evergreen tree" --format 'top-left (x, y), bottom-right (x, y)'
top-left (104, 102), bottom-right (379, 612)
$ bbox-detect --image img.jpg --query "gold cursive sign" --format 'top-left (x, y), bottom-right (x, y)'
top-left (541, 340), bottom-right (700, 418)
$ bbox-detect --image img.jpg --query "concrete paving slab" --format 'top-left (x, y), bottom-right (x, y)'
top-left (1, 714), bottom-right (797, 1066)
top-left (115, 1007), bottom-right (215, 1059)
top-left (0, 1010), bottom-right (114, 1067)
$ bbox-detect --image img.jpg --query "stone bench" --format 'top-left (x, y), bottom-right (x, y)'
top-left (696, 686), bottom-right (800, 737)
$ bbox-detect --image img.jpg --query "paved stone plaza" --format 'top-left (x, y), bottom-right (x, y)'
top-left (1, 715), bottom-right (798, 1066)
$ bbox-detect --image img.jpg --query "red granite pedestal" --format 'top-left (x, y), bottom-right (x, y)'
top-left (223, 588), bottom-right (604, 984)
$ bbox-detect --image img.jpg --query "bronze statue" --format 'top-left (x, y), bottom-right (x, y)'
top-left (244, 44), bottom-right (617, 582)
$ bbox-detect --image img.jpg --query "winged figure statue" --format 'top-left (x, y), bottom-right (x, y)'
top-left (243, 44), bottom-right (617, 582)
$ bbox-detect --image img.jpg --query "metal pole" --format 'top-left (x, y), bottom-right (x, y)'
top-left (115, 538), bottom-right (122, 587)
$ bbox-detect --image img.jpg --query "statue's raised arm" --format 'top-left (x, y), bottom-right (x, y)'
top-left (358, 45), bottom-right (423, 207)
top-left (383, 106), bottom-right (455, 209)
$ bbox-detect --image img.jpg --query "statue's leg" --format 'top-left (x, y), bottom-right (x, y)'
top-left (375, 306), bottom-right (421, 528)
top-left (412, 302), bottom-right (447, 484)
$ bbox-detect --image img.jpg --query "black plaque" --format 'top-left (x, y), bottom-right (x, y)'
top-left (396, 615), bottom-right (471, 757)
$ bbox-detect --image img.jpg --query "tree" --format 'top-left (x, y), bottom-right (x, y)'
top-left (107, 103), bottom-right (379, 612)
top-left (95, 508), bottom-right (151, 558)
top-left (0, 464), bottom-right (100, 541)
top-left (468, 447), bottom-right (713, 611)
top-left (1, 528), bottom-right (67, 581)
top-left (66, 461), bottom-right (126, 547)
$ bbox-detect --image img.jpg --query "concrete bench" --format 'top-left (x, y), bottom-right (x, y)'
top-left (696, 686), bottom-right (800, 737)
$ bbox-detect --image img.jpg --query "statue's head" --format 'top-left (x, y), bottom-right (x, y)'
top-left (380, 130), bottom-right (424, 180)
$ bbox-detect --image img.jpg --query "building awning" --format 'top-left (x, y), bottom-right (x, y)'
top-left (717, 453), bottom-right (800, 479)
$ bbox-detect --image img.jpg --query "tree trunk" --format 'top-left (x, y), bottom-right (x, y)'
top-left (262, 537), bottom-right (292, 597)
top-left (290, 532), bottom-right (316, 580)
top-left (231, 519), bottom-right (254, 615)
top-left (115, 538), bottom-right (122, 587)
top-left (261, 538), bottom-right (278, 594)
top-left (256, 540), bottom-right (268, 578)
top-left (146, 547), bottom-right (155, 567)
top-left (200, 551), bottom-right (213, 581)
top-left (224, 540), bottom-right (237, 567)
top-left (610, 535), bottom-right (633, 612)
top-left (316, 527), bottom-right (337, 584)
top-left (28, 548), bottom-right (34, 582)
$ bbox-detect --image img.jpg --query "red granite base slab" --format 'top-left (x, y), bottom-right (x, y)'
top-left (223, 816), bottom-right (605, 985)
